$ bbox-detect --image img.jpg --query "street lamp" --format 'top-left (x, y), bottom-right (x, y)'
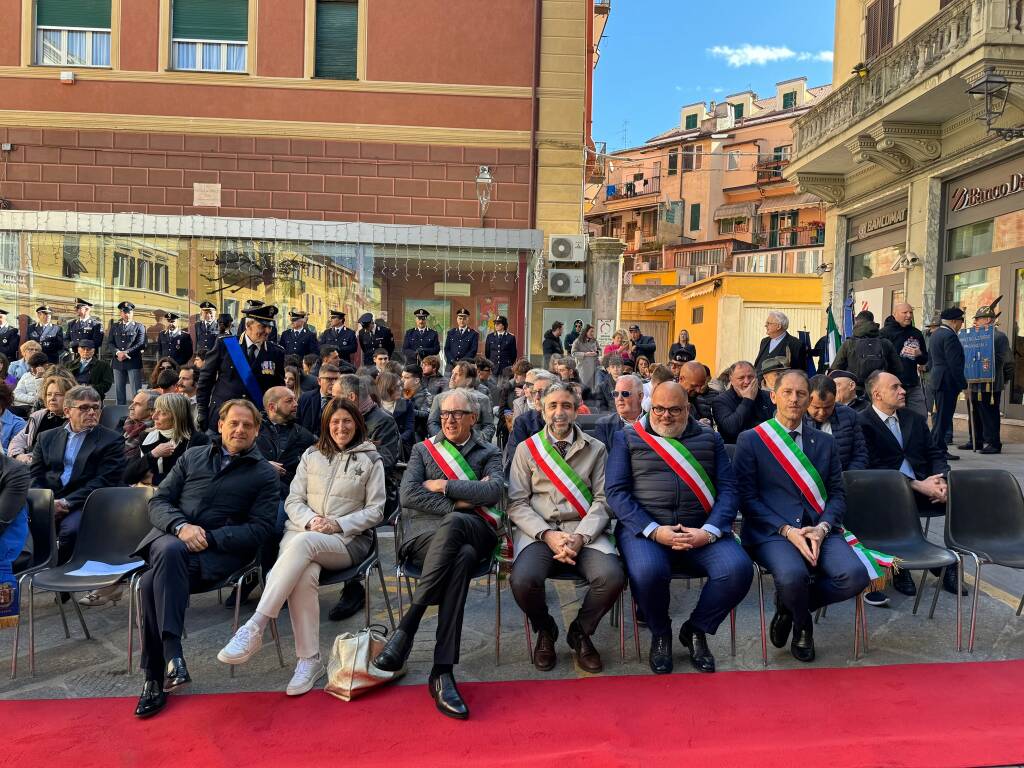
top-left (966, 67), bottom-right (1021, 139)
top-left (475, 165), bottom-right (494, 223)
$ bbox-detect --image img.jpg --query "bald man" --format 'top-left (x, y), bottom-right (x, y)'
top-left (880, 303), bottom-right (928, 417)
top-left (679, 361), bottom-right (714, 426)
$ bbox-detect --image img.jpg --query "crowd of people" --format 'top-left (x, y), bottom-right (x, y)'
top-left (0, 297), bottom-right (1002, 723)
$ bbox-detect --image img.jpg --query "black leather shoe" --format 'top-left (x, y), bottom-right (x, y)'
top-left (649, 633), bottom-right (673, 675)
top-left (893, 569), bottom-right (917, 596)
top-left (791, 626), bottom-right (815, 663)
top-left (942, 566), bottom-right (968, 596)
top-left (532, 624), bottom-right (558, 671)
top-left (769, 605), bottom-right (793, 649)
top-left (134, 679), bottom-right (167, 718)
top-left (566, 621), bottom-right (602, 674)
top-left (957, 442), bottom-right (974, 451)
top-left (944, 452), bottom-right (960, 461)
top-left (679, 622), bottom-right (715, 673)
top-left (429, 672), bottom-right (469, 720)
top-left (979, 444), bottom-right (1001, 455)
top-left (163, 657), bottom-right (191, 692)
top-left (372, 629), bottom-right (412, 672)
top-left (328, 580), bottom-right (366, 621)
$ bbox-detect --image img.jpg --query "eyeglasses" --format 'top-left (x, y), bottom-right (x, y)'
top-left (439, 410), bottom-right (472, 421)
top-left (651, 405), bottom-right (684, 416)
top-left (611, 391), bottom-right (633, 398)
top-left (71, 404), bottom-right (101, 413)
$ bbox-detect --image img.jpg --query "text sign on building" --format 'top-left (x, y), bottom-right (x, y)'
top-left (193, 183), bottom-right (222, 207)
top-left (949, 172), bottom-right (1024, 213)
top-left (596, 318), bottom-right (614, 345)
top-left (853, 207), bottom-right (907, 239)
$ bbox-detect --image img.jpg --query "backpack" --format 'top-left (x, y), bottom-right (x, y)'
top-left (849, 337), bottom-right (886, 384)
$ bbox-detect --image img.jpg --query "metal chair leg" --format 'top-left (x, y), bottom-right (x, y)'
top-left (814, 607), bottom-right (822, 625)
top-left (10, 573), bottom-right (29, 679)
top-left (494, 568), bottom-right (501, 666)
top-left (230, 576), bottom-right (244, 679)
top-left (70, 597), bottom-right (91, 640)
top-left (364, 572), bottom-right (371, 628)
top-left (927, 570), bottom-right (943, 619)
top-left (524, 616), bottom-right (533, 664)
top-left (618, 592), bottom-right (625, 663)
top-left (28, 579), bottom-right (35, 677)
top-left (127, 576), bottom-right (135, 674)
top-left (56, 594), bottom-right (71, 639)
top-left (854, 595), bottom-right (861, 660)
top-left (396, 568), bottom-right (405, 620)
top-left (374, 563), bottom-right (396, 630)
top-left (1016, 590), bottom-right (1023, 617)
top-left (257, 572), bottom-right (284, 668)
top-left (730, 608), bottom-right (736, 657)
top-left (630, 591), bottom-right (640, 662)
top-left (956, 554), bottom-right (964, 652)
top-left (923, 517), bottom-right (932, 536)
top-left (756, 568), bottom-right (767, 667)
top-left (860, 592), bottom-right (869, 654)
top-left (912, 570), bottom-right (928, 615)
top-left (967, 554), bottom-right (983, 653)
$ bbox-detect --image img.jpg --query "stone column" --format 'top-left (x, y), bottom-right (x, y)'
top-left (587, 237), bottom-right (627, 346)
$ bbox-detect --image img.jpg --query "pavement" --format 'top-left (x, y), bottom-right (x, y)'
top-left (2, 439), bottom-right (1022, 705)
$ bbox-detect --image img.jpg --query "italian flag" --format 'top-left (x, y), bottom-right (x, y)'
top-left (826, 304), bottom-right (843, 367)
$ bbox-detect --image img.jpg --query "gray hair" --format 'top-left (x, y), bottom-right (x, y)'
top-left (767, 310), bottom-right (789, 331)
top-left (616, 374), bottom-right (644, 394)
top-left (534, 371), bottom-right (558, 385)
top-left (556, 356), bottom-right (577, 371)
top-left (526, 368), bottom-right (547, 379)
top-left (436, 388), bottom-right (474, 413)
top-left (153, 392), bottom-right (196, 442)
top-left (138, 388), bottom-right (160, 410)
top-left (541, 381), bottom-right (582, 409)
top-left (65, 385), bottom-right (100, 406)
top-left (336, 374), bottom-right (368, 400)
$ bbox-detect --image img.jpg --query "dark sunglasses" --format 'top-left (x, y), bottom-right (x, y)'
top-left (611, 391), bottom-right (633, 398)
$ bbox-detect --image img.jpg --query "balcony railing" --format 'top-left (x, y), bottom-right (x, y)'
top-left (793, 0), bottom-right (980, 158)
top-left (752, 227), bottom-right (826, 249)
top-left (754, 158), bottom-right (790, 184)
top-left (606, 175), bottom-right (660, 201)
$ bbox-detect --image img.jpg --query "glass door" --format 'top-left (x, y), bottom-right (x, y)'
top-left (1009, 265), bottom-right (1024, 417)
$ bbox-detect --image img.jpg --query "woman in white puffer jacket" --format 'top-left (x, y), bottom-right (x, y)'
top-left (218, 398), bottom-right (385, 695)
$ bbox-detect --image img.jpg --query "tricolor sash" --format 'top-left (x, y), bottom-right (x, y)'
top-left (223, 336), bottom-right (265, 409)
top-left (633, 420), bottom-right (716, 513)
top-left (752, 419), bottom-right (827, 514)
top-left (422, 437), bottom-right (512, 561)
top-left (524, 430), bottom-right (593, 519)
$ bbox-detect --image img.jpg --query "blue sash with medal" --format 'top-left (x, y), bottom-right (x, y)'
top-left (0, 506), bottom-right (28, 627)
top-left (223, 336), bottom-right (265, 408)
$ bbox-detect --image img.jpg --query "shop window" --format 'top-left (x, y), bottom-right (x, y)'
top-left (947, 220), bottom-right (994, 262)
top-left (171, 0), bottom-right (248, 73)
top-left (691, 306), bottom-right (704, 324)
top-left (684, 114), bottom-right (698, 130)
top-left (850, 244), bottom-right (902, 281)
top-left (315, 0), bottom-right (358, 80)
top-left (667, 150), bottom-right (678, 176)
top-left (944, 266), bottom-right (1000, 322)
top-left (36, 0), bottom-right (111, 67)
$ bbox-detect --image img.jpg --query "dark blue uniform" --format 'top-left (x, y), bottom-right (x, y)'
top-left (484, 331), bottom-right (518, 375)
top-left (28, 323), bottom-right (65, 363)
top-left (107, 320), bottom-right (146, 370)
top-left (319, 326), bottom-right (358, 364)
top-left (158, 329), bottom-right (194, 366)
top-left (0, 323), bottom-right (20, 361)
top-left (280, 327), bottom-right (320, 358)
top-left (401, 326), bottom-right (441, 362)
top-left (443, 327), bottom-right (479, 371)
top-left (237, 322), bottom-right (278, 345)
top-left (194, 318), bottom-right (219, 353)
top-left (357, 324), bottom-right (395, 368)
top-left (195, 336), bottom-right (286, 431)
top-left (67, 317), bottom-right (104, 354)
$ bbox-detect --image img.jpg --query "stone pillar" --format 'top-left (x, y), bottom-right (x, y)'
top-left (906, 175), bottom-right (943, 320)
top-left (587, 237), bottom-right (627, 346)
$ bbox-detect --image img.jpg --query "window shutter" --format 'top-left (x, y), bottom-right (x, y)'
top-left (865, 0), bottom-right (893, 61)
top-left (689, 203), bottom-right (701, 232)
top-left (733, 103), bottom-right (743, 120)
top-left (37, 0), bottom-right (111, 28)
top-left (782, 91), bottom-right (796, 110)
top-left (684, 114), bottom-right (697, 130)
top-left (172, 0), bottom-right (248, 41)
top-left (315, 0), bottom-right (358, 80)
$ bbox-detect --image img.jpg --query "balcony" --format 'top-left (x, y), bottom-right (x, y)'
top-left (606, 175), bottom-right (660, 201)
top-left (755, 158), bottom-right (790, 184)
top-left (752, 226), bottom-right (826, 250)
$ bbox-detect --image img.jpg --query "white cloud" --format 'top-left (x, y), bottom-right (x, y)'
top-left (712, 87), bottom-right (724, 93)
top-left (707, 44), bottom-right (834, 67)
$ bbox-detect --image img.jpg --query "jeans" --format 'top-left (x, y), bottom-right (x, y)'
top-left (113, 367), bottom-right (143, 405)
top-left (903, 383), bottom-right (927, 419)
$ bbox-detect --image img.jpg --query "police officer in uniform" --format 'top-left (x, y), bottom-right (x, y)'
top-left (280, 309), bottom-right (320, 358)
top-left (402, 308), bottom-right (441, 362)
top-left (484, 314), bottom-right (518, 376)
top-left (196, 304), bottom-right (285, 432)
top-left (67, 297), bottom-right (104, 356)
top-left (0, 308), bottom-right (20, 362)
top-left (962, 298), bottom-right (1011, 455)
top-left (157, 312), bottom-right (194, 366)
top-left (236, 299), bottom-right (278, 345)
top-left (357, 312), bottom-right (395, 368)
top-left (443, 308), bottom-right (479, 373)
top-left (194, 300), bottom-right (219, 353)
top-left (108, 300), bottom-right (147, 405)
top-left (28, 304), bottom-right (65, 363)
top-left (319, 310), bottom-right (358, 365)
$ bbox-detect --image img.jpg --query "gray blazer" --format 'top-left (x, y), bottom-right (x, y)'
top-left (399, 433), bottom-right (504, 543)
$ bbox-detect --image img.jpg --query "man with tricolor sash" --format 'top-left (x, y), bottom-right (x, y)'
top-left (507, 382), bottom-right (624, 674)
top-left (735, 370), bottom-right (870, 663)
top-left (374, 389), bottom-right (504, 721)
top-left (606, 382), bottom-right (752, 675)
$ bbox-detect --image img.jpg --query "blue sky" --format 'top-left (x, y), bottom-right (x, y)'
top-left (593, 0), bottom-right (836, 149)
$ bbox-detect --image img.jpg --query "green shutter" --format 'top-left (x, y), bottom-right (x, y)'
top-left (315, 0), bottom-right (358, 80)
top-left (172, 0), bottom-right (248, 41)
top-left (37, 0), bottom-right (111, 28)
top-left (733, 103), bottom-right (743, 120)
top-left (684, 114), bottom-right (698, 130)
top-left (782, 91), bottom-right (796, 109)
top-left (689, 203), bottom-right (701, 231)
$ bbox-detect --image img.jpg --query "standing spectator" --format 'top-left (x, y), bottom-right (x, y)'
top-left (628, 324), bottom-right (657, 363)
top-left (27, 305), bottom-right (64, 364)
top-left (13, 353), bottom-right (50, 413)
top-left (0, 383), bottom-right (26, 453)
top-left (571, 324), bottom-right (600, 392)
top-left (928, 307), bottom-right (967, 459)
top-left (7, 376), bottom-right (72, 462)
top-left (830, 313), bottom-right (901, 391)
top-left (355, 313), bottom-right (395, 369)
top-left (9, 341), bottom-right (42, 381)
top-left (279, 310), bottom-right (320, 360)
top-left (542, 321), bottom-right (565, 368)
top-left (0, 308), bottom-right (21, 363)
top-left (564, 319), bottom-right (584, 352)
top-left (880, 303), bottom-right (928, 417)
top-left (711, 361), bottom-right (775, 444)
top-left (484, 315), bottom-right (517, 377)
top-left (754, 311), bottom-right (806, 374)
top-left (157, 313), bottom-right (194, 366)
top-left (962, 301), bottom-right (1010, 454)
top-left (297, 363), bottom-right (340, 438)
top-left (602, 329), bottom-right (631, 363)
top-left (319, 311), bottom-right (358, 366)
top-left (669, 329), bottom-right (697, 363)
top-left (442, 309), bottom-right (478, 373)
top-left (402, 308), bottom-right (441, 363)
top-left (108, 301), bottom-right (147, 405)
top-left (193, 301), bottom-right (219, 354)
top-left (63, 339), bottom-right (113, 398)
top-left (921, 312), bottom-right (942, 429)
top-left (66, 298), bottom-right (104, 357)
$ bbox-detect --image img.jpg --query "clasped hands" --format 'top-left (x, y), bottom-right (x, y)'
top-left (652, 524), bottom-right (712, 551)
top-left (542, 530), bottom-right (585, 564)
top-left (911, 474), bottom-right (947, 505)
top-left (306, 516), bottom-right (342, 534)
top-left (783, 524), bottom-right (828, 566)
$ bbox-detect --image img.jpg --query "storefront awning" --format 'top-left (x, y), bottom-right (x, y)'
top-left (757, 193), bottom-right (824, 214)
top-left (713, 202), bottom-right (757, 221)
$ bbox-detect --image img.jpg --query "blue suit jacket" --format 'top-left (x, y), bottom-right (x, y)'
top-left (593, 412), bottom-right (626, 451)
top-left (297, 389), bottom-right (327, 436)
top-left (734, 422), bottom-right (846, 546)
top-left (503, 409), bottom-right (544, 474)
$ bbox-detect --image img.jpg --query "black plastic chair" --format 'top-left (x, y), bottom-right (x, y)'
top-left (947, 469), bottom-right (1024, 652)
top-left (20, 487), bottom-right (154, 677)
top-left (99, 404), bottom-right (129, 431)
top-left (319, 529), bottom-right (395, 631)
top-left (844, 470), bottom-right (961, 650)
top-left (9, 489), bottom-right (57, 678)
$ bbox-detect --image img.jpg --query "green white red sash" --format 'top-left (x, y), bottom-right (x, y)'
top-left (633, 420), bottom-right (716, 513)
top-left (753, 419), bottom-right (827, 514)
top-left (524, 429), bottom-right (593, 519)
top-left (844, 532), bottom-right (896, 581)
top-left (422, 437), bottom-right (512, 561)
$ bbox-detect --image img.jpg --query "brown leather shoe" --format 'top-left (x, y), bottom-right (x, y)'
top-left (567, 621), bottom-right (603, 674)
top-left (532, 625), bottom-right (558, 671)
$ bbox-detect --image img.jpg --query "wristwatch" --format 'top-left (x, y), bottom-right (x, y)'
top-left (704, 530), bottom-right (718, 544)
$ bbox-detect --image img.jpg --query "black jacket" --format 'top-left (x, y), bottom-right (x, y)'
top-left (256, 416), bottom-right (316, 498)
top-left (297, 389), bottom-right (330, 436)
top-left (631, 334), bottom-right (657, 362)
top-left (158, 330), bottom-right (194, 366)
top-left (669, 342), bottom-right (697, 363)
top-left (880, 317), bottom-right (928, 387)
top-left (357, 324), bottom-right (395, 368)
top-left (319, 326), bottom-right (359, 364)
top-left (0, 324), bottom-right (21, 362)
top-left (443, 327), bottom-right (479, 368)
top-left (484, 331), bottom-right (518, 375)
top-left (401, 327), bottom-right (441, 362)
top-left (107, 320), bottom-right (146, 371)
top-left (388, 398), bottom-right (416, 457)
top-left (28, 322), bottom-right (65, 364)
top-left (365, 404), bottom-right (402, 520)
top-left (754, 331), bottom-right (806, 374)
top-left (136, 439), bottom-right (280, 581)
top-left (140, 430), bottom-right (211, 485)
top-left (593, 412), bottom-right (630, 452)
top-left (279, 327), bottom-right (320, 359)
top-left (195, 335), bottom-right (286, 431)
top-left (806, 405), bottom-right (867, 471)
top-left (503, 408), bottom-right (544, 474)
top-left (64, 357), bottom-right (114, 398)
top-left (67, 317), bottom-right (104, 353)
top-left (831, 320), bottom-right (901, 386)
top-left (542, 331), bottom-right (564, 364)
top-left (194, 319), bottom-right (219, 354)
top-left (710, 387), bottom-right (775, 444)
top-left (927, 325), bottom-right (967, 393)
top-left (859, 406), bottom-right (949, 481)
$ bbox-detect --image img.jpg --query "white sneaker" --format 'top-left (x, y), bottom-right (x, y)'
top-left (217, 623), bottom-right (264, 665)
top-left (286, 657), bottom-right (326, 696)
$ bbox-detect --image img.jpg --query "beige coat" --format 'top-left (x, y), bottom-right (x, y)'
top-left (283, 441), bottom-right (386, 554)
top-left (507, 424), bottom-right (614, 557)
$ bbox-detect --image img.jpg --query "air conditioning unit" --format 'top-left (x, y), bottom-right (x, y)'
top-left (548, 268), bottom-right (587, 297)
top-left (548, 234), bottom-right (587, 262)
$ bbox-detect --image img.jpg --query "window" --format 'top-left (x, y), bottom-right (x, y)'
top-left (865, 0), bottom-right (894, 62)
top-left (172, 0), bottom-right (248, 73)
top-left (0, 232), bottom-right (19, 273)
top-left (727, 151), bottom-right (740, 171)
top-left (944, 267), bottom-right (1000, 322)
top-left (315, 0), bottom-right (358, 80)
top-left (782, 91), bottom-right (797, 110)
top-left (732, 103), bottom-right (744, 121)
top-left (62, 235), bottom-right (86, 278)
top-left (689, 203), bottom-right (701, 232)
top-left (682, 146), bottom-right (703, 171)
top-left (947, 220), bottom-right (994, 262)
top-left (36, 0), bottom-right (111, 67)
top-left (667, 150), bottom-right (678, 176)
top-left (718, 217), bottom-right (747, 235)
top-left (794, 249), bottom-right (822, 274)
top-left (684, 113), bottom-right (698, 130)
top-left (773, 145), bottom-right (792, 161)
top-left (691, 306), bottom-right (704, 324)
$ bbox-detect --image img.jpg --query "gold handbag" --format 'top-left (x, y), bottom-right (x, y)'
top-left (324, 624), bottom-right (405, 701)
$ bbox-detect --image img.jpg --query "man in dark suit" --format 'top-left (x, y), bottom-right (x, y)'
top-left (132, 399), bottom-right (279, 718)
top-left (356, 313), bottom-right (395, 369)
top-left (734, 370), bottom-right (869, 663)
top-left (28, 304), bottom-right (65, 364)
top-left (594, 373), bottom-right (644, 450)
top-left (754, 311), bottom-right (807, 374)
top-left (962, 300), bottom-right (1011, 454)
top-left (63, 340), bottom-right (113, 399)
top-left (319, 310), bottom-right (358, 365)
top-left (402, 308), bottom-right (441, 363)
top-left (443, 308), bottom-right (479, 373)
top-left (30, 385), bottom-right (125, 553)
top-left (108, 301), bottom-right (147, 405)
top-left (196, 304), bottom-right (285, 432)
top-left (296, 363), bottom-right (341, 437)
top-left (66, 298), bottom-right (104, 357)
top-left (279, 310), bottom-right (320, 360)
top-left (928, 307), bottom-right (967, 459)
top-left (711, 361), bottom-right (775, 444)
top-left (193, 301), bottom-right (219, 354)
top-left (0, 308), bottom-right (20, 362)
top-left (805, 375), bottom-right (867, 471)
top-left (157, 313), bottom-right (194, 366)
top-left (627, 324), bottom-right (656, 362)
top-left (484, 315), bottom-right (517, 376)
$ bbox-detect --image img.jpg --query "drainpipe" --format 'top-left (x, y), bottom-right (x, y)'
top-left (526, 0), bottom-right (542, 358)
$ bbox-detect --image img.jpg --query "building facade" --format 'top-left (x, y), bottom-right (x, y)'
top-left (0, 0), bottom-right (604, 362)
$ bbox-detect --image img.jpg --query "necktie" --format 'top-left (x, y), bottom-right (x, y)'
top-left (788, 430), bottom-right (799, 446)
top-left (248, 344), bottom-right (258, 364)
top-left (555, 441), bottom-right (569, 458)
top-left (886, 416), bottom-right (917, 478)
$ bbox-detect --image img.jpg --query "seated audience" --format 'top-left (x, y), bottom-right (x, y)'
top-left (402, 363), bottom-right (431, 442)
top-left (679, 361), bottom-right (714, 426)
top-left (139, 393), bottom-right (211, 485)
top-left (284, 365), bottom-right (303, 401)
top-left (8, 341), bottom-right (42, 381)
top-left (427, 361), bottom-right (495, 443)
top-left (829, 370), bottom-right (869, 412)
top-left (377, 371), bottom-right (415, 458)
top-left (148, 357), bottom-right (180, 389)
top-left (0, 450), bottom-right (31, 628)
top-left (420, 355), bottom-right (446, 397)
top-left (594, 373), bottom-right (644, 450)
top-left (63, 339), bottom-right (113, 398)
top-left (123, 389), bottom-right (158, 458)
top-left (13, 352), bottom-right (50, 412)
top-left (805, 375), bottom-right (868, 471)
top-left (0, 383), bottom-right (27, 453)
top-left (711, 361), bottom-right (775, 444)
top-left (8, 376), bottom-right (73, 462)
top-left (503, 372), bottom-right (556, 473)
top-left (297, 364), bottom-right (341, 437)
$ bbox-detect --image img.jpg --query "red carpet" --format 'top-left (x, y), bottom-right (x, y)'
top-left (6, 661), bottom-right (1024, 767)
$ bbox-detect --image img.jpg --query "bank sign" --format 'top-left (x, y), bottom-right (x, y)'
top-left (853, 207), bottom-right (907, 239)
top-left (949, 172), bottom-right (1024, 212)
